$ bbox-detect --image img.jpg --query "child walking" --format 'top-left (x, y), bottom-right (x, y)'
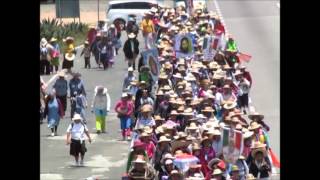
top-left (80, 41), bottom-right (91, 69)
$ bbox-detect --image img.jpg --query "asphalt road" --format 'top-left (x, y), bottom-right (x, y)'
top-left (40, 0), bottom-right (280, 179)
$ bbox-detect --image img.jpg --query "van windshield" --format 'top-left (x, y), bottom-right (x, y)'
top-left (108, 2), bottom-right (154, 11)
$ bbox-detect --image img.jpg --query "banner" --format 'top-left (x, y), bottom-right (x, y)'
top-left (222, 127), bottom-right (243, 164)
top-left (175, 33), bottom-right (195, 58)
top-left (141, 49), bottom-right (160, 82)
top-left (203, 35), bottom-right (216, 61)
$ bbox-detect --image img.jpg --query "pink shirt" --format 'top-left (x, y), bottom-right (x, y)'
top-left (144, 141), bottom-right (156, 159)
top-left (115, 100), bottom-right (134, 116)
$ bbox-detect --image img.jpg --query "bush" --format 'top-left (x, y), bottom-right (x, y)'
top-left (40, 18), bottom-right (89, 48)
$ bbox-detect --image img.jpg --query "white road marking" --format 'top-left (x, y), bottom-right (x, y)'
top-left (83, 154), bottom-right (126, 173)
top-left (40, 173), bottom-right (64, 180)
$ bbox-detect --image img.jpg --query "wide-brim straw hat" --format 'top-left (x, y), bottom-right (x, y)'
top-left (158, 135), bottom-right (171, 143)
top-left (187, 122), bottom-right (198, 130)
top-left (58, 71), bottom-right (66, 77)
top-left (65, 53), bottom-right (75, 61)
top-left (139, 132), bottom-right (151, 138)
top-left (251, 147), bottom-right (267, 158)
top-left (223, 101), bottom-right (237, 110)
top-left (248, 112), bottom-right (265, 120)
top-left (174, 132), bottom-right (188, 140)
top-left (171, 139), bottom-right (191, 153)
top-left (154, 115), bottom-right (165, 121)
top-left (41, 38), bottom-right (48, 46)
top-left (248, 121), bottom-right (262, 130)
top-left (63, 36), bottom-right (74, 42)
top-left (208, 158), bottom-right (221, 170)
top-left (141, 105), bottom-right (153, 113)
top-left (192, 142), bottom-right (201, 151)
top-left (50, 37), bottom-right (57, 42)
top-left (212, 168), bottom-right (223, 175)
top-left (201, 106), bottom-right (215, 113)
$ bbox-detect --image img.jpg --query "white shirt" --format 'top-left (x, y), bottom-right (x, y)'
top-left (215, 92), bottom-right (223, 106)
top-left (237, 79), bottom-right (251, 95)
top-left (67, 123), bottom-right (88, 140)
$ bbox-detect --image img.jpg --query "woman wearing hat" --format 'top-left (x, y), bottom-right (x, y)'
top-left (152, 135), bottom-right (172, 172)
top-left (127, 155), bottom-right (155, 180)
top-left (49, 37), bottom-right (60, 73)
top-left (184, 164), bottom-right (205, 179)
top-left (248, 112), bottom-right (270, 132)
top-left (44, 90), bottom-right (65, 136)
top-left (159, 156), bottom-right (179, 180)
top-left (123, 33), bottom-right (140, 70)
top-left (139, 131), bottom-right (156, 159)
top-left (66, 114), bottom-right (92, 166)
top-left (62, 36), bottom-right (76, 72)
top-left (235, 70), bottom-right (251, 115)
top-left (248, 145), bottom-right (271, 179)
top-left (136, 104), bottom-right (155, 129)
top-left (91, 86), bottom-right (111, 134)
top-left (115, 93), bottom-right (134, 140)
top-left (199, 136), bottom-right (216, 179)
top-left (53, 71), bottom-right (68, 112)
top-left (40, 37), bottom-right (53, 75)
top-left (139, 90), bottom-right (154, 108)
top-left (98, 36), bottom-right (113, 70)
top-left (141, 12), bottom-right (155, 49)
top-left (248, 122), bottom-right (270, 149)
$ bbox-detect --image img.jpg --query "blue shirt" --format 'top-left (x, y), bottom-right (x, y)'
top-left (53, 79), bottom-right (68, 96)
top-left (69, 78), bottom-right (86, 97)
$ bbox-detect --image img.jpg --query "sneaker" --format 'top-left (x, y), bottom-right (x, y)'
top-left (127, 136), bottom-right (131, 141)
top-left (54, 132), bottom-right (58, 136)
top-left (51, 133), bottom-right (55, 137)
top-left (80, 160), bottom-right (84, 166)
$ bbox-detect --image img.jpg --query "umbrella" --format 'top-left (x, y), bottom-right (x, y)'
top-left (173, 153), bottom-right (199, 172)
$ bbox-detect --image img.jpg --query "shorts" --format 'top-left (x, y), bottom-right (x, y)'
top-left (70, 139), bottom-right (87, 156)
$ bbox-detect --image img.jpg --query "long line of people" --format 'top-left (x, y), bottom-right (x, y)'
top-left (119, 5), bottom-right (276, 180)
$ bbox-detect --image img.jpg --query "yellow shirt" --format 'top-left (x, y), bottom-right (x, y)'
top-left (141, 19), bottom-right (154, 33)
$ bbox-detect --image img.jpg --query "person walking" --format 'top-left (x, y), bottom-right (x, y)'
top-left (90, 33), bottom-right (102, 68)
top-left (66, 114), bottom-right (92, 166)
top-left (69, 72), bottom-right (86, 119)
top-left (122, 67), bottom-right (137, 91)
top-left (44, 90), bottom-right (64, 136)
top-left (141, 12), bottom-right (155, 49)
top-left (80, 41), bottom-right (91, 69)
top-left (123, 33), bottom-right (140, 70)
top-left (91, 85), bottom-right (111, 134)
top-left (115, 93), bottom-right (134, 140)
top-left (49, 37), bottom-right (60, 73)
top-left (62, 36), bottom-right (76, 73)
top-left (53, 71), bottom-right (68, 112)
top-left (74, 91), bottom-right (88, 124)
top-left (40, 38), bottom-right (53, 75)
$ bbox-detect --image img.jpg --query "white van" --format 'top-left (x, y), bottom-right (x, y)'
top-left (107, 0), bottom-right (161, 29)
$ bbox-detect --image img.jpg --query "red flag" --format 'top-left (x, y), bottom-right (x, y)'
top-left (237, 52), bottom-right (252, 63)
top-left (269, 149), bottom-right (280, 168)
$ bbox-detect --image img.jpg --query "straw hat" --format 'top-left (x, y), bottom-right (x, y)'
top-left (121, 92), bottom-right (128, 98)
top-left (248, 112), bottom-right (265, 120)
top-left (158, 135), bottom-right (171, 143)
top-left (141, 105), bottom-right (152, 113)
top-left (139, 81), bottom-right (146, 86)
top-left (246, 174), bottom-right (257, 180)
top-left (50, 37), bottom-right (57, 42)
top-left (159, 73), bottom-right (168, 79)
top-left (171, 140), bottom-right (191, 153)
top-left (212, 129), bottom-right (221, 136)
top-left (155, 125), bottom-right (164, 134)
top-left (65, 53), bottom-right (75, 61)
top-left (212, 168), bottom-right (223, 175)
top-left (251, 146), bottom-right (267, 158)
top-left (223, 101), bottom-right (237, 110)
top-left (173, 73), bottom-right (183, 79)
top-left (63, 36), bottom-right (74, 42)
top-left (183, 108), bottom-right (194, 116)
top-left (139, 132), bottom-right (151, 138)
top-left (58, 71), bottom-right (66, 77)
top-left (248, 122), bottom-right (261, 130)
top-left (72, 114), bottom-right (82, 121)
top-left (192, 143), bottom-right (201, 151)
top-left (208, 158), bottom-right (221, 170)
top-left (187, 122), bottom-right (199, 130)
top-left (201, 106), bottom-right (215, 113)
top-left (200, 136), bottom-right (211, 144)
top-left (174, 132), bottom-right (188, 140)
top-left (235, 124), bottom-right (243, 130)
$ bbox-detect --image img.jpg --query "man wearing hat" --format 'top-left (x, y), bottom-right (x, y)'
top-left (49, 37), bottom-right (60, 73)
top-left (152, 135), bottom-right (171, 172)
top-left (66, 114), bottom-right (92, 166)
top-left (123, 67), bottom-right (137, 91)
top-left (128, 155), bottom-right (155, 179)
top-left (40, 37), bottom-right (53, 75)
top-left (141, 11), bottom-right (155, 49)
top-left (80, 41), bottom-right (91, 69)
top-left (53, 71), bottom-right (68, 112)
top-left (123, 33), bottom-right (140, 70)
top-left (248, 143), bottom-right (271, 179)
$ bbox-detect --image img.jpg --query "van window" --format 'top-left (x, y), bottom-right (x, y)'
top-left (109, 2), bottom-right (154, 10)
